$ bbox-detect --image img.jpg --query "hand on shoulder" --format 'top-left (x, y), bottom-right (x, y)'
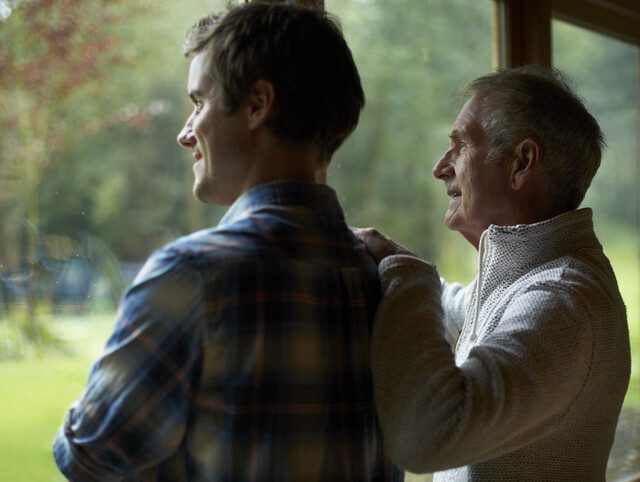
top-left (352, 227), bottom-right (416, 265)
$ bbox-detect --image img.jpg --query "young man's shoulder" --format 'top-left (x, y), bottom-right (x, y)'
top-left (141, 225), bottom-right (271, 278)
top-left (134, 212), bottom-right (376, 290)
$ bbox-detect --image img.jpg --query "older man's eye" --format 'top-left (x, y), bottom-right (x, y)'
top-left (448, 136), bottom-right (467, 151)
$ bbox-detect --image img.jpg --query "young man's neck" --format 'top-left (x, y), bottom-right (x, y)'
top-left (242, 134), bottom-right (321, 190)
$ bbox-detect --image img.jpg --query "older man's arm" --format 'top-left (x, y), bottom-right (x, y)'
top-left (372, 255), bottom-right (593, 473)
top-left (352, 227), bottom-right (469, 347)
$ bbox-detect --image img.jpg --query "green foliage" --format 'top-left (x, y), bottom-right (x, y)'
top-left (0, 3), bottom-right (637, 477)
top-left (327, 0), bottom-right (492, 267)
top-left (1, 0), bottom-right (491, 270)
top-left (552, 20), bottom-right (640, 406)
top-left (554, 20), bottom-right (640, 227)
top-left (0, 0), bottom-right (151, 266)
top-left (600, 230), bottom-right (640, 405)
top-left (0, 0), bottom-right (228, 266)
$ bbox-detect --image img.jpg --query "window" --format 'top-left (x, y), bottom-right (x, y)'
top-left (0, 1), bottom-right (493, 478)
top-left (1, 0), bottom-right (637, 480)
top-left (326, 0), bottom-right (493, 283)
top-left (553, 19), bottom-right (640, 480)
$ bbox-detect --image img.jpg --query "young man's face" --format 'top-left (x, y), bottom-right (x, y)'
top-left (432, 93), bottom-right (513, 248)
top-left (177, 51), bottom-right (251, 205)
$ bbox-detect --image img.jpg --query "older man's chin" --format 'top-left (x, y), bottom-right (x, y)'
top-left (443, 205), bottom-right (460, 231)
top-left (443, 209), bottom-right (481, 248)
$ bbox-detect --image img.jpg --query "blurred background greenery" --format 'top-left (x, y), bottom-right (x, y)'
top-left (0, 0), bottom-right (637, 480)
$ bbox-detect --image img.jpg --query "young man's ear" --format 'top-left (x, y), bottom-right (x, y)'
top-left (510, 138), bottom-right (541, 190)
top-left (245, 79), bottom-right (276, 130)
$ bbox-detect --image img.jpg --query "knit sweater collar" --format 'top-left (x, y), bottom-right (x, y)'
top-left (464, 208), bottom-right (599, 345)
top-left (479, 207), bottom-right (599, 275)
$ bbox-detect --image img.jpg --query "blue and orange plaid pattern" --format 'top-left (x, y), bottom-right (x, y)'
top-left (53, 181), bottom-right (402, 481)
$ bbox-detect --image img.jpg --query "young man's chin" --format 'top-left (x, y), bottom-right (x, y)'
top-left (193, 182), bottom-right (236, 206)
top-left (192, 182), bottom-right (212, 204)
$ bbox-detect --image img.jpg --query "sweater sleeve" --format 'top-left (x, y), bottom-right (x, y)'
top-left (440, 279), bottom-right (471, 347)
top-left (371, 256), bottom-right (593, 473)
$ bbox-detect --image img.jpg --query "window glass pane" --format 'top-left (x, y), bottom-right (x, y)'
top-left (0, 1), bottom-right (226, 479)
top-left (0, 0), bottom-right (491, 479)
top-left (553, 19), bottom-right (640, 481)
top-left (326, 0), bottom-right (493, 283)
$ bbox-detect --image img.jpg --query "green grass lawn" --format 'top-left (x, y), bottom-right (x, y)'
top-left (603, 241), bottom-right (639, 406)
top-left (0, 314), bottom-right (114, 482)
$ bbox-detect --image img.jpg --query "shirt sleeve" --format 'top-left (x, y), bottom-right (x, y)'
top-left (371, 255), bottom-right (593, 473)
top-left (53, 247), bottom-right (204, 481)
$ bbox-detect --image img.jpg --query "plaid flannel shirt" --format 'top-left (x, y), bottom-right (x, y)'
top-left (53, 181), bottom-right (402, 482)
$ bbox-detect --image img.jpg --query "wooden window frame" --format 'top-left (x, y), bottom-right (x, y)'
top-left (494, 0), bottom-right (640, 68)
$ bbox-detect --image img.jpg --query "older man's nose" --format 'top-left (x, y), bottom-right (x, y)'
top-left (433, 152), bottom-right (453, 179)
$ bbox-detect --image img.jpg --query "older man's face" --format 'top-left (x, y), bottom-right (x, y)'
top-left (432, 93), bottom-right (512, 249)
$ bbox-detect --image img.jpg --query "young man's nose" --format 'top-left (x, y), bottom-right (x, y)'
top-left (177, 124), bottom-right (195, 148)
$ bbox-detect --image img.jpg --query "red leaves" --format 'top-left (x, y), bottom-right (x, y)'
top-left (4, 0), bottom-right (130, 101)
top-left (0, 0), bottom-right (147, 193)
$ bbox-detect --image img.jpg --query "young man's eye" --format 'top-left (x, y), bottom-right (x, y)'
top-left (189, 95), bottom-right (203, 113)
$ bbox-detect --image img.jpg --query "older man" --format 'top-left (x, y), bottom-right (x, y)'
top-left (53, 2), bottom-right (401, 480)
top-left (357, 66), bottom-right (631, 481)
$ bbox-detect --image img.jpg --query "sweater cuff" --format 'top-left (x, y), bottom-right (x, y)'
top-left (379, 255), bottom-right (439, 287)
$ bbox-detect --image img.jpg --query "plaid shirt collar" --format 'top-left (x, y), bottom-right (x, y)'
top-left (219, 181), bottom-right (345, 228)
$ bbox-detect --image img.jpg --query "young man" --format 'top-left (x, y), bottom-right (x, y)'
top-left (54, 3), bottom-right (401, 480)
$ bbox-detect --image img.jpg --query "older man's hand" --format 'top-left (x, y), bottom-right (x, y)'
top-left (352, 227), bottom-right (416, 265)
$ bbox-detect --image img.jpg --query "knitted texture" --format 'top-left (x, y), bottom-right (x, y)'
top-left (372, 208), bottom-right (631, 481)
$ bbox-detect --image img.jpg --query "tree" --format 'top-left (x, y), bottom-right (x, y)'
top-left (328, 0), bottom-right (492, 278)
top-left (0, 0), bottom-right (151, 337)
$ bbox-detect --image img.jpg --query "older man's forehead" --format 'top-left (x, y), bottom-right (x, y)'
top-left (452, 97), bottom-right (484, 138)
top-left (450, 118), bottom-right (480, 140)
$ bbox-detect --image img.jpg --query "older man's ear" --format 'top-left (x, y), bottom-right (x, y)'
top-left (510, 138), bottom-right (542, 190)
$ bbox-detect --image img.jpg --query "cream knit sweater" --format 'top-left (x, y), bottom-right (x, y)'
top-left (372, 208), bottom-right (630, 481)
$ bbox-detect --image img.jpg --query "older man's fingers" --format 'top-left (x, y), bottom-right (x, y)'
top-left (351, 227), bottom-right (415, 264)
